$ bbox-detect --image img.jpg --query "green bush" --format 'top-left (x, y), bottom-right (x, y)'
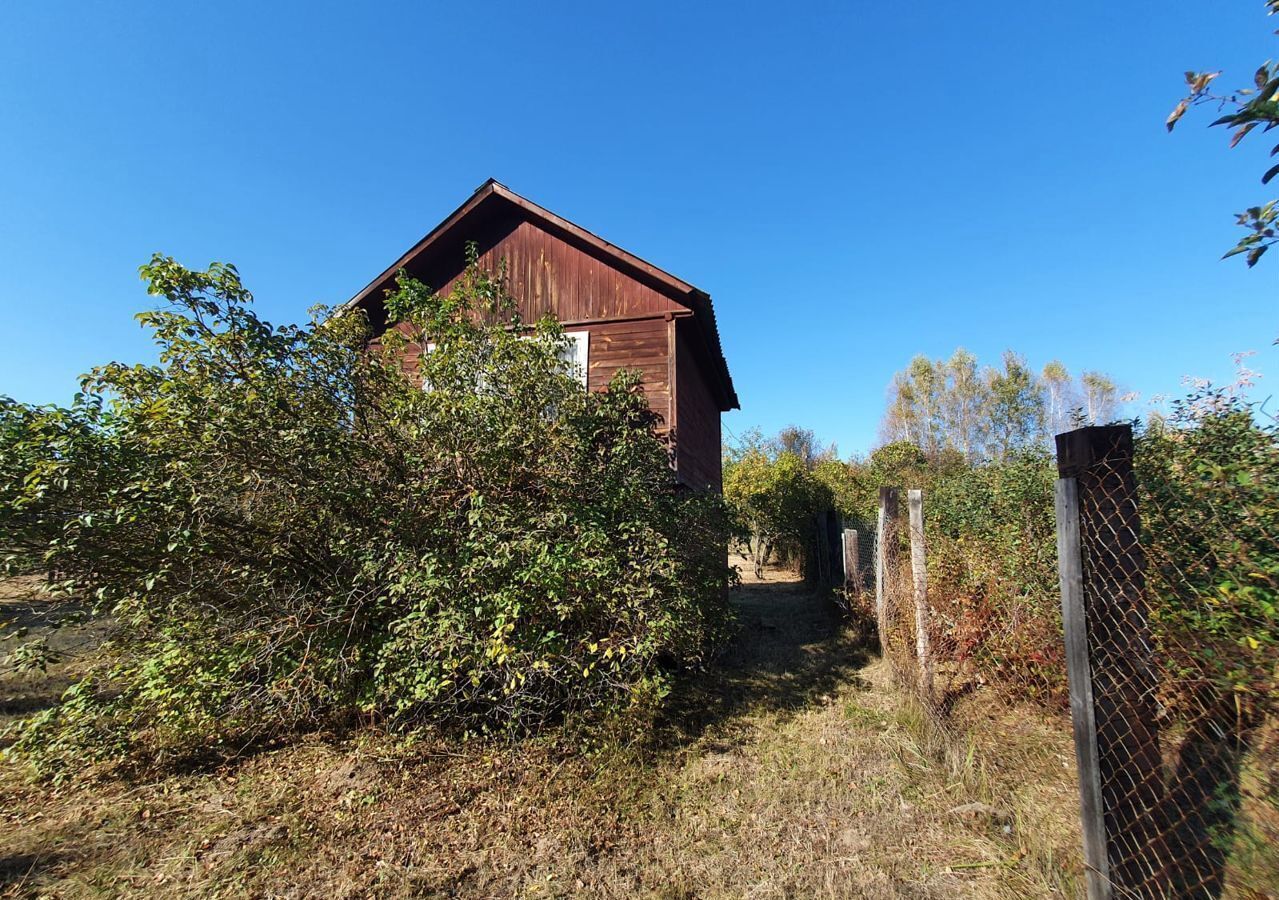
top-left (723, 446), bottom-right (830, 579)
top-left (1137, 393), bottom-right (1279, 723)
top-left (0, 253), bottom-right (734, 773)
top-left (924, 452), bottom-right (1064, 702)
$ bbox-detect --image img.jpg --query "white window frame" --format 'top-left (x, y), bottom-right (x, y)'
top-left (560, 330), bottom-right (589, 388)
top-left (421, 332), bottom-right (589, 391)
top-left (420, 341), bottom-right (437, 392)
top-left (518, 330), bottom-right (589, 388)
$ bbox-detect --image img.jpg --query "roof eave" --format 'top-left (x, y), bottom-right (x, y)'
top-left (342, 178), bottom-right (503, 312)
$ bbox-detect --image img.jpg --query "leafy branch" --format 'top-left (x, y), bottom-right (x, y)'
top-left (1167, 2), bottom-right (1279, 267)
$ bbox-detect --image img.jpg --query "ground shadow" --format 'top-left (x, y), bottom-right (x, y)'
top-left (1, 590), bottom-right (109, 746)
top-left (1160, 699), bottom-right (1263, 898)
top-left (655, 574), bottom-right (872, 753)
top-left (0, 851), bottom-right (68, 890)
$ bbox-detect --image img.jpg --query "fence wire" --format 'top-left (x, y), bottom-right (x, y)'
top-left (870, 421), bottom-right (1278, 898)
top-left (873, 496), bottom-right (917, 691)
top-left (1073, 441), bottom-right (1279, 898)
top-left (875, 500), bottom-right (1067, 715)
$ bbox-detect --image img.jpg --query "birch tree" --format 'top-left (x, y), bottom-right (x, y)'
top-left (881, 350), bottom-right (1119, 459)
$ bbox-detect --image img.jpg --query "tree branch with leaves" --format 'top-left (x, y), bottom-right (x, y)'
top-left (1167, 1), bottom-right (1279, 268)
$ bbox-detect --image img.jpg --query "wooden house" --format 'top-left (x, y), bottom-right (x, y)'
top-left (345, 180), bottom-right (739, 491)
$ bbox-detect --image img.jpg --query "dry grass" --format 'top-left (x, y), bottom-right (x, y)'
top-left (1, 563), bottom-right (1075, 898)
top-left (883, 685), bottom-right (1084, 897)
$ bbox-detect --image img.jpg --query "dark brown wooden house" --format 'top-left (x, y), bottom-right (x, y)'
top-left (345, 180), bottom-right (739, 491)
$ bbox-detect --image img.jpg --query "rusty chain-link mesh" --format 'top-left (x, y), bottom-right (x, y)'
top-left (867, 494), bottom-right (933, 721)
top-left (868, 419), bottom-right (1277, 897)
top-left (875, 492), bottom-right (922, 692)
top-left (873, 489), bottom-right (1066, 718)
top-left (1067, 426), bottom-right (1278, 898)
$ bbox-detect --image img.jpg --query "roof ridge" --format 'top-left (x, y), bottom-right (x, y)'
top-left (343, 182), bottom-right (738, 409)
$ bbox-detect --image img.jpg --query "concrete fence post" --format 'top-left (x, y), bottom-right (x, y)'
top-left (1055, 424), bottom-right (1167, 898)
top-left (1056, 476), bottom-right (1111, 900)
top-left (842, 528), bottom-right (859, 590)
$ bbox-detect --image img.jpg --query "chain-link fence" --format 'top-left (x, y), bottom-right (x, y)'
top-left (871, 422), bottom-right (1277, 898)
top-left (873, 485), bottom-right (1067, 715)
top-left (833, 522), bottom-right (875, 632)
top-left (1057, 424), bottom-right (1278, 899)
top-left (874, 487), bottom-right (930, 699)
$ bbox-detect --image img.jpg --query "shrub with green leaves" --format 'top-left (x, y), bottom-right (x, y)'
top-left (1137, 393), bottom-right (1279, 724)
top-left (0, 253), bottom-right (733, 773)
top-left (723, 447), bottom-right (830, 579)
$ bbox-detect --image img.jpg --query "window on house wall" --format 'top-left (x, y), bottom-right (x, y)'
top-left (515, 330), bottom-right (589, 388)
top-left (420, 341), bottom-right (437, 392)
top-left (420, 332), bottom-right (588, 392)
top-left (559, 331), bottom-right (589, 388)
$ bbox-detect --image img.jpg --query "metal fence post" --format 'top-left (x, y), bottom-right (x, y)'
top-left (907, 489), bottom-right (933, 703)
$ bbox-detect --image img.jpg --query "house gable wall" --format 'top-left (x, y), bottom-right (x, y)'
top-left (673, 317), bottom-right (722, 491)
top-left (358, 191), bottom-right (731, 488)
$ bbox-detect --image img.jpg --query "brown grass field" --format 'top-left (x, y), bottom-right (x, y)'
top-left (1, 561), bottom-right (1081, 898)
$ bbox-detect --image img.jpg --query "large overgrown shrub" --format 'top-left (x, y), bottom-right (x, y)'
top-left (923, 452), bottom-right (1063, 702)
top-left (723, 446), bottom-right (830, 579)
top-left (1137, 392), bottom-right (1279, 725)
top-left (0, 253), bottom-right (734, 773)
top-left (1137, 395), bottom-right (1279, 893)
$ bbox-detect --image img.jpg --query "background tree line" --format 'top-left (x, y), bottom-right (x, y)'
top-left (880, 349), bottom-right (1124, 461)
top-left (726, 348), bottom-right (1123, 586)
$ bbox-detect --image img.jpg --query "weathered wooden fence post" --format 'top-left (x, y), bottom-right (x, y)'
top-left (842, 528), bottom-right (859, 590)
top-left (907, 489), bottom-right (933, 703)
top-left (1056, 475), bottom-right (1111, 900)
top-left (1055, 424), bottom-right (1166, 899)
top-left (813, 512), bottom-right (831, 585)
top-left (874, 487), bottom-right (899, 650)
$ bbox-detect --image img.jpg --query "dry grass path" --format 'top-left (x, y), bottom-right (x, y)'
top-left (1, 566), bottom-right (1066, 898)
top-left (590, 562), bottom-right (1061, 899)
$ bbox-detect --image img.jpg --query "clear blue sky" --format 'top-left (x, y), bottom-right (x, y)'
top-left (1, 1), bottom-right (1275, 456)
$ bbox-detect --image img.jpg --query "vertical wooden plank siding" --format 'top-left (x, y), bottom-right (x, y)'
top-left (359, 197), bottom-right (733, 492)
top-left (373, 316), bottom-right (673, 433)
top-left (667, 315), bottom-right (678, 449)
top-left (673, 317), bottom-right (723, 491)
top-left (586, 317), bottom-right (672, 433)
top-left (426, 218), bottom-right (687, 325)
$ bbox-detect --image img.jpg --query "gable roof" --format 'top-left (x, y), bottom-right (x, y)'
top-left (345, 179), bottom-right (739, 410)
